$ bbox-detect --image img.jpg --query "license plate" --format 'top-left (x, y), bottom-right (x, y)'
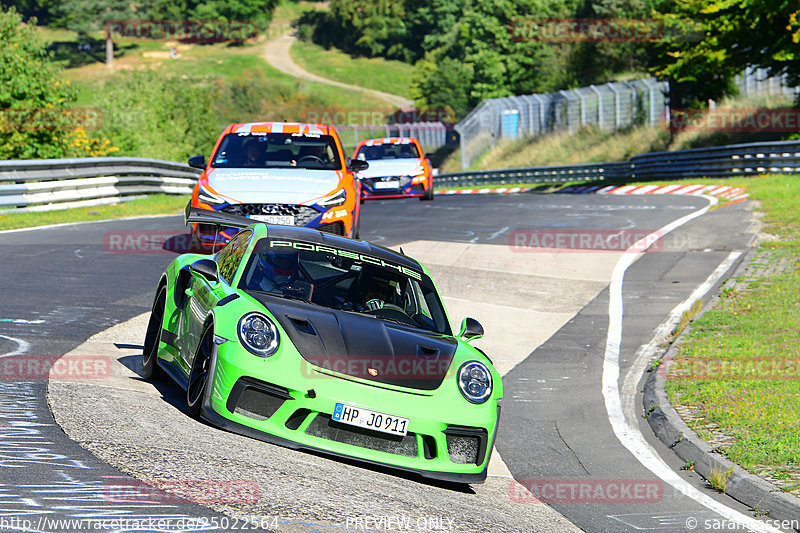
top-left (332, 402), bottom-right (409, 436)
top-left (373, 180), bottom-right (400, 189)
top-left (250, 215), bottom-right (295, 225)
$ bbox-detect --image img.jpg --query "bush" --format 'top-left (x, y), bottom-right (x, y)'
top-left (0, 7), bottom-right (75, 158)
top-left (92, 70), bottom-right (221, 161)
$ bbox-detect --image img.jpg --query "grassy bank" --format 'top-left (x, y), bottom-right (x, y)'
top-left (0, 195), bottom-right (188, 231)
top-left (664, 174), bottom-right (800, 492)
top-left (443, 93), bottom-right (797, 173)
top-left (290, 38), bottom-right (414, 99)
top-left (35, 24), bottom-right (390, 161)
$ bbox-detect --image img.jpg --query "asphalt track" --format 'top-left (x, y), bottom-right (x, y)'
top-left (0, 192), bottom-right (784, 532)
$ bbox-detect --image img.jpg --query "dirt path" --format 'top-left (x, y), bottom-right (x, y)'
top-left (263, 31), bottom-right (414, 109)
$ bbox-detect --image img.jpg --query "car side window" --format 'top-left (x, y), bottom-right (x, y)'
top-left (216, 230), bottom-right (252, 285)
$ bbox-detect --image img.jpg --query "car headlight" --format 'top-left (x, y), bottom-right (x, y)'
top-left (198, 185), bottom-right (226, 205)
top-left (317, 188), bottom-right (347, 207)
top-left (457, 361), bottom-right (492, 404)
top-left (237, 312), bottom-right (280, 357)
top-left (409, 165), bottom-right (426, 177)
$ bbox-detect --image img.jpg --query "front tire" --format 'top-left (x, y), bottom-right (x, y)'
top-left (352, 212), bottom-right (361, 240)
top-left (186, 324), bottom-right (214, 418)
top-left (420, 183), bottom-right (434, 201)
top-left (142, 286), bottom-right (166, 380)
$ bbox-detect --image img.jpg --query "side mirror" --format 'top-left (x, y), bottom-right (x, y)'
top-left (188, 155), bottom-right (206, 169)
top-left (348, 159), bottom-right (369, 172)
top-left (459, 317), bottom-right (484, 342)
top-left (189, 258), bottom-right (218, 284)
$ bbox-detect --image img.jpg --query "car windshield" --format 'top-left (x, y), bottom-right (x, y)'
top-left (211, 132), bottom-right (342, 170)
top-left (355, 141), bottom-right (420, 161)
top-left (239, 238), bottom-right (451, 335)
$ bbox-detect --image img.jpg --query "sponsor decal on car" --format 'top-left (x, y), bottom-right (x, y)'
top-left (269, 240), bottom-right (422, 280)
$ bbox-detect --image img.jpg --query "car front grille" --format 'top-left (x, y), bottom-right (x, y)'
top-left (305, 413), bottom-right (418, 457)
top-left (362, 176), bottom-right (412, 191)
top-left (221, 204), bottom-right (320, 227)
top-left (443, 426), bottom-right (488, 465)
top-left (225, 377), bottom-right (291, 421)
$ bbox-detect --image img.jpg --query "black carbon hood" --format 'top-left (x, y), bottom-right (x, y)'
top-left (252, 295), bottom-right (457, 390)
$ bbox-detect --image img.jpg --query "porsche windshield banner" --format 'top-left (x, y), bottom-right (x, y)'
top-left (269, 240), bottom-right (422, 280)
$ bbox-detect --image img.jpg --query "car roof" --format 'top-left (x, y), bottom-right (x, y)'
top-left (358, 137), bottom-right (419, 147)
top-left (259, 224), bottom-right (423, 272)
top-left (225, 122), bottom-right (337, 136)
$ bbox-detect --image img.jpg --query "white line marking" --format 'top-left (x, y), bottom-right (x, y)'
top-left (488, 226), bottom-right (511, 240)
top-left (602, 197), bottom-right (779, 533)
top-left (621, 250), bottom-right (743, 431)
top-left (0, 213), bottom-right (178, 235)
top-left (0, 318), bottom-right (45, 324)
top-left (0, 334), bottom-right (30, 357)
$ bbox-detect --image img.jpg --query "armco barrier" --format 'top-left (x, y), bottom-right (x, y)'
top-left (435, 139), bottom-right (800, 188)
top-left (0, 157), bottom-right (200, 212)
top-left (2, 139), bottom-right (799, 212)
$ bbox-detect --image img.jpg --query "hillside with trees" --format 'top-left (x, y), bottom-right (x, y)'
top-left (298, 0), bottom-right (800, 117)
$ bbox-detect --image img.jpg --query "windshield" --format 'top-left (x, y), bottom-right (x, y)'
top-left (355, 141), bottom-right (420, 161)
top-left (239, 238), bottom-right (451, 335)
top-left (211, 132), bottom-right (342, 170)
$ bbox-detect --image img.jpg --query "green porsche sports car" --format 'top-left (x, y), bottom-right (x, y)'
top-left (142, 207), bottom-right (501, 483)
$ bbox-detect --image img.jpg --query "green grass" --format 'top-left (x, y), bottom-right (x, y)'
top-left (0, 195), bottom-right (189, 231)
top-left (290, 38), bottom-right (414, 100)
top-left (273, 0), bottom-right (322, 22)
top-left (64, 41), bottom-right (388, 108)
top-left (663, 174), bottom-right (800, 486)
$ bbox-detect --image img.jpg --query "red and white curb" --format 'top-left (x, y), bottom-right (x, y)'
top-left (438, 184), bottom-right (748, 200)
top-left (439, 187), bottom-right (532, 195)
top-left (559, 183), bottom-right (749, 200)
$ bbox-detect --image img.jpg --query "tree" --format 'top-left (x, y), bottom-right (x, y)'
top-left (650, 0), bottom-right (800, 106)
top-left (53, 0), bottom-right (145, 67)
top-left (411, 55), bottom-right (473, 117)
top-left (0, 0), bottom-right (52, 23)
top-left (53, 0), bottom-right (278, 67)
top-left (0, 7), bottom-right (76, 158)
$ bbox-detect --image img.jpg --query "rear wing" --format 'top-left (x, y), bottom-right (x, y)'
top-left (184, 204), bottom-right (254, 229)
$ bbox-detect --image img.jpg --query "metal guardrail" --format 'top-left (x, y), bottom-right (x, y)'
top-left (435, 140), bottom-right (800, 188)
top-left (435, 162), bottom-right (629, 188)
top-left (0, 157), bottom-right (200, 212)
top-left (2, 139), bottom-right (798, 212)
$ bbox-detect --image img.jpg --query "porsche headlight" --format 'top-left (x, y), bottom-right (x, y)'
top-left (198, 185), bottom-right (226, 205)
top-left (237, 312), bottom-right (279, 357)
top-left (457, 361), bottom-right (492, 404)
top-left (317, 188), bottom-right (347, 208)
